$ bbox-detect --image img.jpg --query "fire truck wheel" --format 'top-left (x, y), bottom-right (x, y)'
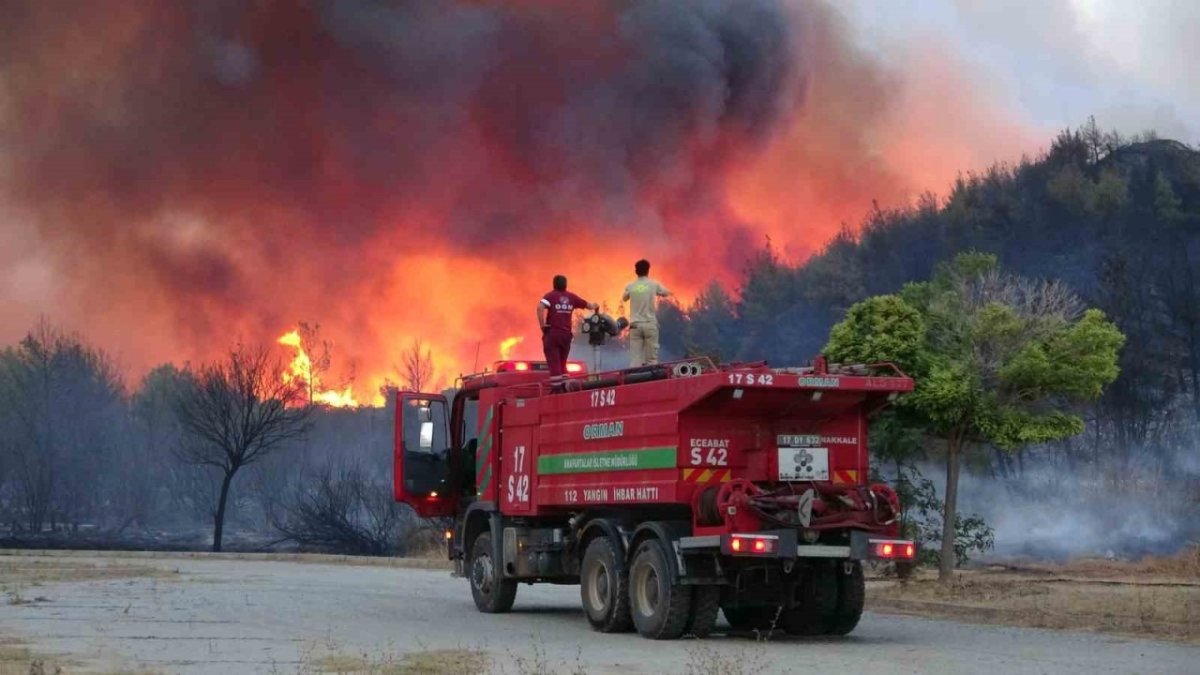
top-left (469, 532), bottom-right (517, 613)
top-left (824, 561), bottom-right (865, 636)
top-left (580, 536), bottom-right (633, 633)
top-left (781, 560), bottom-right (839, 635)
top-left (629, 538), bottom-right (693, 639)
top-left (684, 585), bottom-right (720, 638)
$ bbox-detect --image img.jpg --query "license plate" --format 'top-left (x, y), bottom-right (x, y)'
top-left (778, 447), bottom-right (829, 481)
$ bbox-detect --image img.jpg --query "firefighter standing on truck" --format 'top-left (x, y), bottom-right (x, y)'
top-left (538, 275), bottom-right (598, 381)
top-left (622, 259), bottom-right (672, 367)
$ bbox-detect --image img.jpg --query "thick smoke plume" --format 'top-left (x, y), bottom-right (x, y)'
top-left (0, 0), bottom-right (1029, 393)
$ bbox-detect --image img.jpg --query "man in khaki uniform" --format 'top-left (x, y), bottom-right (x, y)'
top-left (622, 259), bottom-right (672, 367)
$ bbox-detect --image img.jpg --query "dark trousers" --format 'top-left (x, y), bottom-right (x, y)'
top-left (542, 330), bottom-right (573, 377)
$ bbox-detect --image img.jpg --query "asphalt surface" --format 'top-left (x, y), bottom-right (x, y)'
top-left (0, 554), bottom-right (1195, 674)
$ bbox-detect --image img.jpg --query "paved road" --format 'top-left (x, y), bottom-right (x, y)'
top-left (0, 555), bottom-right (1195, 674)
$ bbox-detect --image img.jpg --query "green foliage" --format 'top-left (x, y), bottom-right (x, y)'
top-left (824, 295), bottom-right (926, 372)
top-left (1000, 309), bottom-right (1125, 401)
top-left (828, 252), bottom-right (1123, 575)
top-left (1093, 168), bottom-right (1129, 215)
top-left (907, 359), bottom-right (976, 432)
top-left (1046, 164), bottom-right (1093, 214)
top-left (1154, 171), bottom-right (1183, 223)
top-left (889, 464), bottom-right (994, 567)
top-left (835, 251), bottom-right (1125, 449)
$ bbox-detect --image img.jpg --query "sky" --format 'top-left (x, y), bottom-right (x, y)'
top-left (843, 0), bottom-right (1199, 143)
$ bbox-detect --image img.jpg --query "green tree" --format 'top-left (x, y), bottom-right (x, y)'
top-left (825, 252), bottom-right (1124, 581)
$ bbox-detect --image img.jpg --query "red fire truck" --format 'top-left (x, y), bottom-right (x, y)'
top-left (393, 356), bottom-right (915, 639)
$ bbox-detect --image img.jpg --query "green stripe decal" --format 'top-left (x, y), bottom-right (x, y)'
top-left (475, 401), bottom-right (494, 492)
top-left (537, 447), bottom-right (677, 475)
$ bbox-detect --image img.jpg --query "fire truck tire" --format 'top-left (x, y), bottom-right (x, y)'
top-left (684, 585), bottom-right (720, 638)
top-left (469, 532), bottom-right (517, 613)
top-left (782, 561), bottom-right (839, 635)
top-left (580, 537), bottom-right (633, 633)
top-left (824, 561), bottom-right (865, 636)
top-left (629, 539), bottom-right (693, 639)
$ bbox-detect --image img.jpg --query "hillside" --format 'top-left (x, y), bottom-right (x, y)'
top-left (667, 128), bottom-right (1200, 448)
top-left (658, 126), bottom-right (1200, 558)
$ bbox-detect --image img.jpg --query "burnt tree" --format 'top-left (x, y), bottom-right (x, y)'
top-left (176, 345), bottom-right (312, 552)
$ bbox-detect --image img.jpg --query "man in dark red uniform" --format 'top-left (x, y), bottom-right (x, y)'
top-left (537, 275), bottom-right (598, 379)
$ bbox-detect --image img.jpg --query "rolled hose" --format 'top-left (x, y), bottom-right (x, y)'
top-left (697, 486), bottom-right (722, 526)
top-left (697, 481), bottom-right (901, 529)
top-left (671, 362), bottom-right (704, 377)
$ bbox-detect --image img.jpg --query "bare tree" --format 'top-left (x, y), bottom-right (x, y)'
top-left (396, 338), bottom-right (435, 392)
top-left (279, 321), bottom-right (348, 405)
top-left (272, 462), bottom-right (411, 555)
top-left (175, 344), bottom-right (313, 551)
top-left (296, 321), bottom-right (333, 403)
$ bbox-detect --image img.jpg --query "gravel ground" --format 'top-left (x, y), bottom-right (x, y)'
top-left (0, 554), bottom-right (1196, 674)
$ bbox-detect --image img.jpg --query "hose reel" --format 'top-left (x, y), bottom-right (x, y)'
top-left (670, 361), bottom-right (703, 378)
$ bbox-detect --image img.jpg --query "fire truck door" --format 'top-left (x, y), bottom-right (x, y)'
top-left (394, 392), bottom-right (456, 518)
top-left (501, 426), bottom-right (535, 513)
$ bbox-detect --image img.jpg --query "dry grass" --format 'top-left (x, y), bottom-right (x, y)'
top-left (684, 644), bottom-right (769, 675)
top-left (1019, 544), bottom-right (1200, 581)
top-left (306, 648), bottom-right (488, 675)
top-left (0, 637), bottom-right (72, 675)
top-left (974, 542), bottom-right (1200, 581)
top-left (1141, 544), bottom-right (1200, 578)
top-left (0, 636), bottom-right (157, 675)
top-left (868, 565), bottom-right (1200, 643)
top-left (0, 558), bottom-right (178, 587)
top-left (0, 549), bottom-right (451, 571)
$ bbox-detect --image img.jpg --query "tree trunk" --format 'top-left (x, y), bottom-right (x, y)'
top-left (1189, 328), bottom-right (1200, 421)
top-left (212, 471), bottom-right (235, 553)
top-left (938, 432), bottom-right (963, 583)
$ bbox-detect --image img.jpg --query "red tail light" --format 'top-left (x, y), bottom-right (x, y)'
top-left (725, 533), bottom-right (778, 556)
top-left (871, 539), bottom-right (916, 560)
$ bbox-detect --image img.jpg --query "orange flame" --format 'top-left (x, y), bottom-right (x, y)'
top-left (277, 329), bottom-right (359, 407)
top-left (499, 336), bottom-right (524, 360)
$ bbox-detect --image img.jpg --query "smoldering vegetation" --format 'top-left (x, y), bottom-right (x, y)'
top-left (0, 322), bottom-right (425, 555)
top-left (958, 438), bottom-right (1200, 561)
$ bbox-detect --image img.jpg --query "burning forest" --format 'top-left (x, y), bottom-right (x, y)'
top-left (0, 0), bottom-right (1032, 398)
